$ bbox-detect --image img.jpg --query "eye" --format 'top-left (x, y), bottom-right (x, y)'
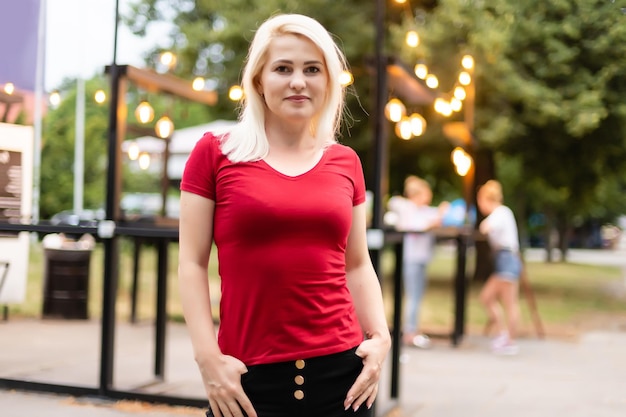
top-left (274, 65), bottom-right (291, 73)
top-left (305, 66), bottom-right (321, 74)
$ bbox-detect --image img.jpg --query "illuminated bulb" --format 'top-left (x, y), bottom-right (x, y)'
top-left (454, 86), bottom-right (467, 100)
top-left (138, 152), bottom-right (151, 170)
top-left (384, 98), bottom-right (406, 123)
top-left (229, 85), bottom-right (244, 101)
top-left (339, 70), bottom-right (354, 87)
top-left (434, 98), bottom-right (452, 116)
top-left (4, 83), bottom-right (15, 95)
top-left (159, 51), bottom-right (177, 70)
top-left (135, 100), bottom-right (154, 124)
top-left (49, 90), bottom-right (61, 107)
top-left (128, 142), bottom-right (140, 161)
top-left (451, 147), bottom-right (472, 176)
top-left (405, 31), bottom-right (419, 48)
top-left (461, 55), bottom-right (474, 70)
top-left (395, 117), bottom-right (413, 140)
top-left (450, 98), bottom-right (463, 112)
top-left (409, 113), bottom-right (426, 136)
top-left (425, 74), bottom-right (439, 89)
top-left (452, 147), bottom-right (465, 165)
top-left (459, 71), bottom-right (471, 86)
top-left (192, 77), bottom-right (205, 91)
top-left (94, 89), bottom-right (106, 104)
top-left (414, 63), bottom-right (428, 79)
top-left (155, 116), bottom-right (174, 139)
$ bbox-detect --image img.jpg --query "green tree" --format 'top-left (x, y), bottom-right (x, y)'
top-left (40, 77), bottom-right (109, 219)
top-left (122, 0), bottom-right (465, 202)
top-left (406, 0), bottom-right (626, 258)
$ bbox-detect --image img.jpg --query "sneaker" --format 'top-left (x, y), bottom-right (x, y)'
top-left (492, 341), bottom-right (519, 356)
top-left (490, 332), bottom-right (509, 350)
top-left (412, 334), bottom-right (432, 349)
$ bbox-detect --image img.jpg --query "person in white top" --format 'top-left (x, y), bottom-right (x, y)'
top-left (476, 180), bottom-right (522, 355)
top-left (387, 176), bottom-right (448, 348)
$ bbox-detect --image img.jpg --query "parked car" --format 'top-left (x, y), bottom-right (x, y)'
top-left (50, 209), bottom-right (105, 227)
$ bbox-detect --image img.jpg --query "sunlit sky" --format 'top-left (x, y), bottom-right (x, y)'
top-left (45, 0), bottom-right (172, 91)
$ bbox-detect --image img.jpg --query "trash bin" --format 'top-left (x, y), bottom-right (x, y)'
top-left (42, 235), bottom-right (94, 319)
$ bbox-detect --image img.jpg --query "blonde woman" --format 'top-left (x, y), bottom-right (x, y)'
top-left (476, 180), bottom-right (522, 355)
top-left (388, 176), bottom-right (447, 348)
top-left (178, 14), bottom-right (390, 417)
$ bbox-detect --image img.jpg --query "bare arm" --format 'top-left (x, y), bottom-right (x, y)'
top-left (178, 191), bottom-right (256, 417)
top-left (343, 203), bottom-right (391, 412)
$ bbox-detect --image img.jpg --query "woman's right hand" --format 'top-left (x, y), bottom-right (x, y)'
top-left (199, 354), bottom-right (257, 417)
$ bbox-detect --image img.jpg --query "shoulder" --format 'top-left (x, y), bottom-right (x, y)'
top-left (194, 131), bottom-right (226, 151)
top-left (328, 142), bottom-right (359, 157)
top-left (326, 143), bottom-right (362, 166)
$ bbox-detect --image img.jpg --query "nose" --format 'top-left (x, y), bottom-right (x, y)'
top-left (289, 71), bottom-right (306, 90)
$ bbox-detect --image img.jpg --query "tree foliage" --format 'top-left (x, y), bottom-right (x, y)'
top-left (116, 0), bottom-right (626, 249)
top-left (40, 78), bottom-right (109, 219)
top-left (404, 0), bottom-right (626, 250)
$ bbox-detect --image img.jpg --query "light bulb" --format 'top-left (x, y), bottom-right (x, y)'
top-left (339, 70), bottom-right (354, 87)
top-left (385, 98), bottom-right (406, 122)
top-left (135, 100), bottom-right (154, 124)
top-left (229, 85), bottom-right (244, 101)
top-left (155, 116), bottom-right (174, 139)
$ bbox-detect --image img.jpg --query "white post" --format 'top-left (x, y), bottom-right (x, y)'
top-left (32, 0), bottom-right (47, 223)
top-left (73, 77), bottom-right (85, 213)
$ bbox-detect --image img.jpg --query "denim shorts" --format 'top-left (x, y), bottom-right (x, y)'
top-left (493, 250), bottom-right (522, 281)
top-left (206, 346), bottom-right (370, 417)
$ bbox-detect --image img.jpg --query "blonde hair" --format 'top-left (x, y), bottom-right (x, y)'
top-left (221, 14), bottom-right (348, 163)
top-left (478, 180), bottom-right (503, 203)
top-left (404, 175), bottom-right (432, 202)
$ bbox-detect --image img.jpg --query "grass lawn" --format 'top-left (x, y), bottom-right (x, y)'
top-left (8, 240), bottom-right (626, 340)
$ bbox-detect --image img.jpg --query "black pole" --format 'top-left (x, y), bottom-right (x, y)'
top-left (130, 238), bottom-right (141, 323)
top-left (99, 0), bottom-right (121, 394)
top-left (371, 0), bottom-right (388, 240)
top-left (452, 232), bottom-right (468, 346)
top-left (154, 239), bottom-right (169, 379)
top-left (391, 240), bottom-right (403, 398)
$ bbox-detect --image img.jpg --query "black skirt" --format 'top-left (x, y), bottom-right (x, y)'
top-left (206, 346), bottom-right (373, 417)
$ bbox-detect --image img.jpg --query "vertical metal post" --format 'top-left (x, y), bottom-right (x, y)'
top-left (452, 232), bottom-right (468, 346)
top-left (391, 240), bottom-right (403, 398)
top-left (371, 0), bottom-right (388, 241)
top-left (73, 78), bottom-right (85, 213)
top-left (154, 239), bottom-right (169, 379)
top-left (99, 0), bottom-right (122, 395)
top-left (130, 237), bottom-right (141, 323)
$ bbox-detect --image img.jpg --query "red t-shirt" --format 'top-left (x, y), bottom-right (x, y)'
top-left (180, 132), bottom-right (366, 365)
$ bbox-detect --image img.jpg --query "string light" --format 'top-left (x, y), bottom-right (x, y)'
top-left (3, 83), bottom-right (15, 95)
top-left (192, 77), bottom-right (205, 91)
top-left (135, 100), bottom-right (154, 124)
top-left (384, 98), bottom-right (406, 123)
top-left (94, 89), bottom-right (106, 104)
top-left (405, 31), bottom-right (419, 48)
top-left (155, 116), bottom-right (175, 139)
top-left (339, 70), bottom-right (354, 87)
top-left (229, 85), bottom-right (244, 101)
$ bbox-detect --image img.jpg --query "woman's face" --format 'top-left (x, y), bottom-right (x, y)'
top-left (477, 193), bottom-right (496, 215)
top-left (257, 34), bottom-right (328, 126)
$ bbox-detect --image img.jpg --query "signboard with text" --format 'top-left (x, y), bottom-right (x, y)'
top-left (0, 123), bottom-right (33, 304)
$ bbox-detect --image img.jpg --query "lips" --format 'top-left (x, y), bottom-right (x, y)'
top-left (286, 95), bottom-right (309, 102)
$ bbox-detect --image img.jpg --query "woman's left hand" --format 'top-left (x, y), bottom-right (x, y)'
top-left (344, 336), bottom-right (391, 412)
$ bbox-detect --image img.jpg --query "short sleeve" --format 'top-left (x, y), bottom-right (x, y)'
top-left (351, 149), bottom-right (366, 206)
top-left (180, 132), bottom-right (220, 200)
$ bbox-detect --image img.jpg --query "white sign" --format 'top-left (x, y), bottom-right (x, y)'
top-left (0, 123), bottom-right (33, 304)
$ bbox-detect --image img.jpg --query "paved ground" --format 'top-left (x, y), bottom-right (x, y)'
top-left (1, 248), bottom-right (626, 416)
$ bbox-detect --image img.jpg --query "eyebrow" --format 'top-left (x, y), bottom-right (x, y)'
top-left (271, 59), bottom-right (324, 66)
